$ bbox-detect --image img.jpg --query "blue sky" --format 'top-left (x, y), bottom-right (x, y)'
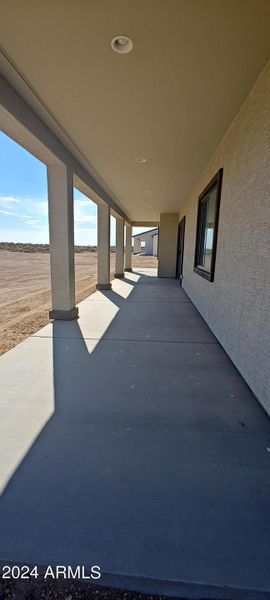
top-left (0, 131), bottom-right (149, 245)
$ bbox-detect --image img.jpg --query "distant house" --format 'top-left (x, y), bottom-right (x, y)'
top-left (133, 228), bottom-right (159, 256)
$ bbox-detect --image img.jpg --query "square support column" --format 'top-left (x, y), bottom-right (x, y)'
top-left (96, 202), bottom-right (111, 290)
top-left (125, 223), bottom-right (132, 272)
top-left (47, 163), bottom-right (78, 320)
top-left (115, 216), bottom-right (124, 278)
top-left (158, 213), bottom-right (179, 278)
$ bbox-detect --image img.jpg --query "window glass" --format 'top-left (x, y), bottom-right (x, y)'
top-left (194, 170), bottom-right (222, 282)
top-left (197, 185), bottom-right (216, 271)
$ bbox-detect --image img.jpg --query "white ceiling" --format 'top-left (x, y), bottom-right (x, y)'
top-left (1, 0), bottom-right (270, 221)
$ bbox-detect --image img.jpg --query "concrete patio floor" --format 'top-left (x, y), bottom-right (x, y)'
top-left (0, 268), bottom-right (270, 599)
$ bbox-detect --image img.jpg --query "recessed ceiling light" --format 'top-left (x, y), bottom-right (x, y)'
top-left (136, 157), bottom-right (147, 164)
top-left (111, 35), bottom-right (133, 54)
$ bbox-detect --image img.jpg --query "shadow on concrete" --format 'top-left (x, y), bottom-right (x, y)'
top-left (1, 272), bottom-right (270, 598)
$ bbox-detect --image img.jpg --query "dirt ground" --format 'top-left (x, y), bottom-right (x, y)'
top-left (0, 576), bottom-right (189, 600)
top-left (0, 251), bottom-right (157, 356)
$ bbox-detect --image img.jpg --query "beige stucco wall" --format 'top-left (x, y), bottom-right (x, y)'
top-left (158, 214), bottom-right (178, 277)
top-left (179, 61), bottom-right (270, 414)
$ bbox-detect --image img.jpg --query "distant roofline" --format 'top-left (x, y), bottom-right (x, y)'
top-left (132, 227), bottom-right (159, 238)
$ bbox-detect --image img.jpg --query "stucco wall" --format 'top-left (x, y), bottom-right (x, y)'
top-left (152, 233), bottom-right (158, 256)
top-left (133, 238), bottom-right (141, 254)
top-left (179, 62), bottom-right (270, 414)
top-left (145, 232), bottom-right (154, 255)
top-left (158, 214), bottom-right (178, 277)
top-left (133, 229), bottom-right (158, 255)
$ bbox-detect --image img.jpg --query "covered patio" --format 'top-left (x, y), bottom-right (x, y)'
top-left (1, 268), bottom-right (270, 598)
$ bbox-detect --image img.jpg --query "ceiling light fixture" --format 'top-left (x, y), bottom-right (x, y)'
top-left (144, 190), bottom-right (151, 194)
top-left (111, 35), bottom-right (133, 54)
top-left (136, 157), bottom-right (147, 164)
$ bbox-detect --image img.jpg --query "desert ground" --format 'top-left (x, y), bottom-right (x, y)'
top-left (0, 248), bottom-right (157, 355)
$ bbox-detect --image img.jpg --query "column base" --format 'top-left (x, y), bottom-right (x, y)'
top-left (49, 306), bottom-right (79, 321)
top-left (125, 267), bottom-right (132, 272)
top-left (114, 272), bottom-right (124, 279)
top-left (96, 282), bottom-right (112, 290)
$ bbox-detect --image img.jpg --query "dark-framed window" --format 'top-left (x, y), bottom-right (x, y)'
top-left (194, 168), bottom-right (223, 282)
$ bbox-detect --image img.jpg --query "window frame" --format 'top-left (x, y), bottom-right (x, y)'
top-left (194, 168), bottom-right (223, 282)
